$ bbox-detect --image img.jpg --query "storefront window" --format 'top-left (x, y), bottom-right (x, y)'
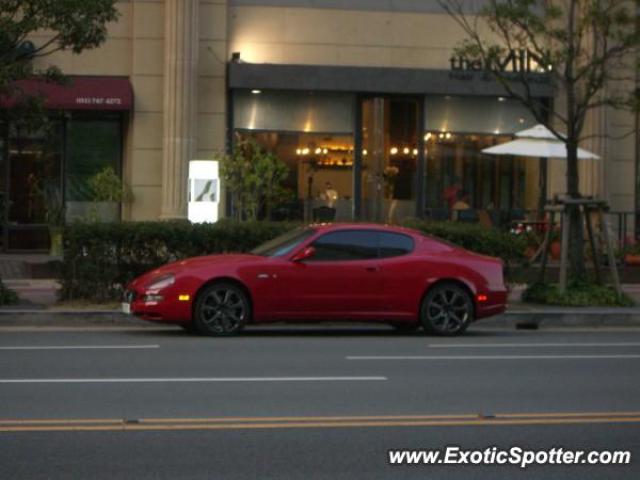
top-left (236, 131), bottom-right (354, 221)
top-left (65, 114), bottom-right (122, 221)
top-left (425, 132), bottom-right (538, 212)
top-left (233, 90), bottom-right (355, 221)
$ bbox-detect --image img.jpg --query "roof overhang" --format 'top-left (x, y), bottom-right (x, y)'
top-left (229, 62), bottom-right (554, 98)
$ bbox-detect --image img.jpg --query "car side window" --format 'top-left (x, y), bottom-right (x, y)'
top-left (309, 231), bottom-right (378, 261)
top-left (379, 232), bottom-right (414, 258)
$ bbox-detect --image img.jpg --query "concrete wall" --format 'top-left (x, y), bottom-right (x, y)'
top-left (227, 4), bottom-right (467, 69)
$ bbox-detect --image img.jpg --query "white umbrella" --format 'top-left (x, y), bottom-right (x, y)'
top-left (483, 124), bottom-right (600, 159)
top-left (481, 124), bottom-right (599, 213)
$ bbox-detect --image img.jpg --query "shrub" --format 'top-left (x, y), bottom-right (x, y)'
top-left (401, 219), bottom-right (527, 262)
top-left (0, 279), bottom-right (19, 306)
top-left (61, 220), bottom-right (298, 302)
top-left (522, 282), bottom-right (634, 307)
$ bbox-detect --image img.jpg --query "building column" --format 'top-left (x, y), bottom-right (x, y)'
top-left (160, 0), bottom-right (198, 219)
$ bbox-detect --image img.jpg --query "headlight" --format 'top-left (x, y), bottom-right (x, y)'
top-left (146, 274), bottom-right (175, 291)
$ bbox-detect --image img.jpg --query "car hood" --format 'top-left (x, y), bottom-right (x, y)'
top-left (130, 254), bottom-right (263, 289)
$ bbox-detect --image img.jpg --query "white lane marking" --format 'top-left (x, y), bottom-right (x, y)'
top-left (347, 355), bottom-right (640, 360)
top-left (0, 376), bottom-right (388, 384)
top-left (428, 343), bottom-right (640, 348)
top-left (0, 345), bottom-right (160, 351)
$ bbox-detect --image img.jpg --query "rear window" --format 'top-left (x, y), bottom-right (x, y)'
top-left (378, 232), bottom-right (414, 258)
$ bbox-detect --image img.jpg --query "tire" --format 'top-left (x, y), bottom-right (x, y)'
top-left (420, 282), bottom-right (473, 336)
top-left (193, 282), bottom-right (250, 336)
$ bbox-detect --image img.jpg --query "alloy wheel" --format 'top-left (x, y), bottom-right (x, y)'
top-left (195, 283), bottom-right (249, 336)
top-left (421, 284), bottom-right (472, 336)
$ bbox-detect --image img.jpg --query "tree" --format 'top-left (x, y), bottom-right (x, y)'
top-left (0, 0), bottom-right (119, 99)
top-left (219, 139), bottom-right (290, 221)
top-left (438, 0), bottom-right (640, 281)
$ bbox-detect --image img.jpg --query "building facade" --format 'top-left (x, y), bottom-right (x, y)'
top-left (1, 0), bottom-right (637, 250)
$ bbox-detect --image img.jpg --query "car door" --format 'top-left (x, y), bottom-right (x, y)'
top-left (377, 231), bottom-right (421, 316)
top-left (271, 230), bottom-right (385, 319)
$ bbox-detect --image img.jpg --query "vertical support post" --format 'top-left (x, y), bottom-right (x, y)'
top-left (559, 208), bottom-right (570, 292)
top-left (353, 95), bottom-right (362, 220)
top-left (584, 205), bottom-right (602, 284)
top-left (538, 209), bottom-right (554, 284)
top-left (415, 96), bottom-right (426, 218)
top-left (600, 208), bottom-right (622, 295)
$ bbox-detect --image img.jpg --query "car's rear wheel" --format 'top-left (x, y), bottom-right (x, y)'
top-left (194, 282), bottom-right (250, 336)
top-left (420, 283), bottom-right (473, 336)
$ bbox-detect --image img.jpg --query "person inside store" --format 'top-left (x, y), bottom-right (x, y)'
top-left (321, 181), bottom-right (339, 208)
top-left (451, 189), bottom-right (471, 221)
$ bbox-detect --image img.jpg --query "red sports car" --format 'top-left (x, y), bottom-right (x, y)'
top-left (123, 224), bottom-right (507, 336)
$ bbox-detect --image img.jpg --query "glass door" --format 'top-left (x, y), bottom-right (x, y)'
top-left (6, 122), bottom-right (62, 251)
top-left (360, 97), bottom-right (421, 223)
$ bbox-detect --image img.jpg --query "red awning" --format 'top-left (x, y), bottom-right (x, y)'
top-left (1, 76), bottom-right (133, 111)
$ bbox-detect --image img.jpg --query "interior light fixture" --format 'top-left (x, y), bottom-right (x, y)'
top-left (497, 97), bottom-right (506, 102)
top-left (251, 89), bottom-right (262, 94)
top-left (390, 147), bottom-right (398, 155)
top-left (403, 147), bottom-right (410, 155)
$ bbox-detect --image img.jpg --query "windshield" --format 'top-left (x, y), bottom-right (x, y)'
top-left (251, 227), bottom-right (316, 257)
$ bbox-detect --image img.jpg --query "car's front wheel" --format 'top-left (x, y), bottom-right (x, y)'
top-left (194, 282), bottom-right (250, 336)
top-left (420, 283), bottom-right (473, 336)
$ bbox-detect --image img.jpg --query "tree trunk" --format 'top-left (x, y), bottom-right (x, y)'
top-left (565, 140), bottom-right (586, 281)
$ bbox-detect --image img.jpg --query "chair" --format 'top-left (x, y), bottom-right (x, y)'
top-left (477, 210), bottom-right (493, 228)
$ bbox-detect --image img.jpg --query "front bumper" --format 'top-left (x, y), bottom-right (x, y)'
top-left (122, 289), bottom-right (192, 324)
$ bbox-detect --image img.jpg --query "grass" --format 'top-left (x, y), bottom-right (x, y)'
top-left (522, 282), bottom-right (635, 307)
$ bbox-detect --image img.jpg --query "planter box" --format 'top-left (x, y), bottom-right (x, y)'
top-left (66, 202), bottom-right (120, 223)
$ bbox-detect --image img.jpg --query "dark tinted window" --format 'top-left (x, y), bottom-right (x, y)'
top-left (310, 231), bottom-right (378, 261)
top-left (379, 232), bottom-right (414, 258)
top-left (251, 227), bottom-right (316, 257)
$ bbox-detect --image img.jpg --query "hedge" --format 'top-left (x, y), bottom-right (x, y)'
top-left (60, 219), bottom-right (527, 302)
top-left (61, 220), bottom-right (297, 302)
top-left (401, 219), bottom-right (528, 263)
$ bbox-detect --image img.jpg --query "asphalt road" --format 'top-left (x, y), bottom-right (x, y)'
top-left (1, 323), bottom-right (639, 479)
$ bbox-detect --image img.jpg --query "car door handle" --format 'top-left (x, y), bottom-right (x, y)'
top-left (365, 266), bottom-right (380, 272)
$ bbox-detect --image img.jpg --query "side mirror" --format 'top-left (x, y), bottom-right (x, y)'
top-left (291, 246), bottom-right (316, 262)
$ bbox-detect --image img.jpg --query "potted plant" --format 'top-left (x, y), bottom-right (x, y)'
top-left (86, 166), bottom-right (132, 222)
top-left (623, 243), bottom-right (640, 266)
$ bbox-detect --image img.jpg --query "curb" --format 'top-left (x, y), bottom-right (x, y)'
top-left (1, 308), bottom-right (640, 328)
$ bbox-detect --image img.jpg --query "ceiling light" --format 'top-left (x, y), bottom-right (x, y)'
top-left (251, 89), bottom-right (262, 95)
top-left (390, 147), bottom-right (398, 155)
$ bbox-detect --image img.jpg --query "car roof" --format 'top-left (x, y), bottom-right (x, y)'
top-left (309, 223), bottom-right (420, 236)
